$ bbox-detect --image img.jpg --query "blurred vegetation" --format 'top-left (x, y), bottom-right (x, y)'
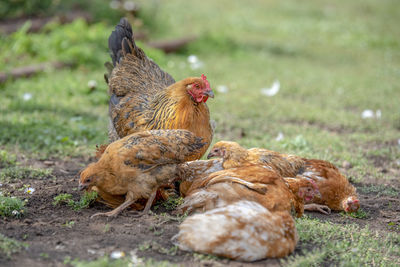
top-left (0, 0), bottom-right (122, 22)
top-left (0, 0), bottom-right (398, 167)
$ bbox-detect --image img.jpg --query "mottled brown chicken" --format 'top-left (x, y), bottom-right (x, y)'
top-left (173, 200), bottom-right (298, 261)
top-left (207, 141), bottom-right (359, 213)
top-left (78, 129), bottom-right (206, 218)
top-left (104, 18), bottom-right (214, 160)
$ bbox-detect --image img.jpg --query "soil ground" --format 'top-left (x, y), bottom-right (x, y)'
top-left (1, 157), bottom-right (399, 267)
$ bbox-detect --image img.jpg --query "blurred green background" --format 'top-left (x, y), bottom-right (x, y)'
top-left (1, 0), bottom-right (399, 181)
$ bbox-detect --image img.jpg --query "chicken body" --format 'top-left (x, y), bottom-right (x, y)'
top-left (208, 141), bottom-right (360, 213)
top-left (106, 18), bottom-right (214, 160)
top-left (179, 165), bottom-right (316, 218)
top-left (174, 200), bottom-right (298, 261)
top-left (79, 130), bottom-right (206, 217)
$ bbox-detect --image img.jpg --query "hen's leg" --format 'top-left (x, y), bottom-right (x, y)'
top-left (91, 192), bottom-right (136, 219)
top-left (129, 189), bottom-right (158, 218)
top-left (143, 189), bottom-right (158, 214)
top-left (304, 204), bottom-right (331, 214)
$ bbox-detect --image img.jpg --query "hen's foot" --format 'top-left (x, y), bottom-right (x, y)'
top-left (304, 204), bottom-right (331, 215)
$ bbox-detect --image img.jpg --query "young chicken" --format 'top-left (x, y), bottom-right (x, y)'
top-left (78, 129), bottom-right (206, 218)
top-left (179, 165), bottom-right (319, 218)
top-left (173, 200), bottom-right (298, 261)
top-left (207, 141), bottom-right (360, 213)
top-left (105, 18), bottom-right (214, 160)
top-left (177, 159), bottom-right (223, 197)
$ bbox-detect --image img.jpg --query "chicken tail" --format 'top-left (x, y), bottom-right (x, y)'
top-left (108, 18), bottom-right (145, 67)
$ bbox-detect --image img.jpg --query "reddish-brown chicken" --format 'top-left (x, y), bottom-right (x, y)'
top-left (79, 129), bottom-right (206, 218)
top-left (207, 141), bottom-right (360, 213)
top-left (174, 200), bottom-right (298, 261)
top-left (297, 159), bottom-right (359, 213)
top-left (104, 18), bottom-right (214, 160)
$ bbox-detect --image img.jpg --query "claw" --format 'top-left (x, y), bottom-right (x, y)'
top-left (317, 206), bottom-right (331, 215)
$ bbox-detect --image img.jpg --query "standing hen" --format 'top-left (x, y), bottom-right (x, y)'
top-left (79, 129), bottom-right (206, 218)
top-left (207, 141), bottom-right (359, 213)
top-left (105, 18), bottom-right (214, 160)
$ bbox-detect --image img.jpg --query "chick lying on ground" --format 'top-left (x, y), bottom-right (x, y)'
top-left (208, 141), bottom-right (359, 213)
top-left (78, 129), bottom-right (206, 218)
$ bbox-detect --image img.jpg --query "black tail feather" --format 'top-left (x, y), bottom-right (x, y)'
top-left (108, 18), bottom-right (134, 66)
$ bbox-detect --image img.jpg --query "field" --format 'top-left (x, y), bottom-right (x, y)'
top-left (0, 0), bottom-right (399, 266)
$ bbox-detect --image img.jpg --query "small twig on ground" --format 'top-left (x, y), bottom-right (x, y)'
top-left (147, 36), bottom-right (197, 53)
top-left (0, 11), bottom-right (92, 34)
top-left (0, 61), bottom-right (75, 83)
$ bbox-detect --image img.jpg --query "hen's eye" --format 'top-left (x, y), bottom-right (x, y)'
top-left (195, 84), bottom-right (200, 89)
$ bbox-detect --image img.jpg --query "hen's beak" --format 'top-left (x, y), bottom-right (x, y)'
top-left (207, 151), bottom-right (215, 159)
top-left (78, 183), bottom-right (88, 191)
top-left (204, 90), bottom-right (214, 98)
top-left (315, 190), bottom-right (322, 198)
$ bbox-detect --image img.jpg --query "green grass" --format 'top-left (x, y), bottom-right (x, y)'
top-left (341, 208), bottom-right (369, 219)
top-left (154, 195), bottom-right (184, 211)
top-left (0, 233), bottom-right (28, 258)
top-left (284, 216), bottom-right (400, 266)
top-left (0, 195), bottom-right (26, 218)
top-left (65, 255), bottom-right (179, 267)
top-left (53, 191), bottom-right (98, 211)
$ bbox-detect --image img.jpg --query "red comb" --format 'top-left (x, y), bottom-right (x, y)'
top-left (201, 74), bottom-right (210, 88)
